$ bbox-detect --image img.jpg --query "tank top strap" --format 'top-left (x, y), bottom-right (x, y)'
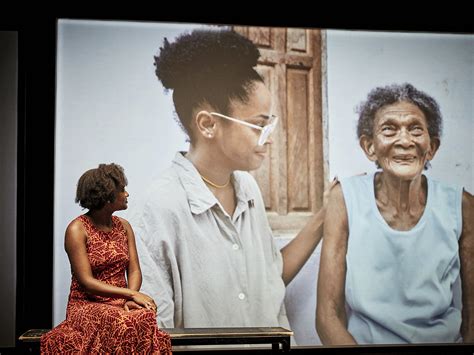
top-left (111, 215), bottom-right (127, 235)
top-left (77, 214), bottom-right (94, 235)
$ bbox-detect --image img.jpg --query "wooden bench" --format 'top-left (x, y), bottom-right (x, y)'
top-left (19, 327), bottom-right (293, 353)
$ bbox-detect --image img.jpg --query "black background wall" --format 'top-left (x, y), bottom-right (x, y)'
top-left (0, 30), bottom-right (18, 349)
top-left (1, 7), bottom-right (472, 354)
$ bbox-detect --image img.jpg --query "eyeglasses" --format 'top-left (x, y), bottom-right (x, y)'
top-left (209, 112), bottom-right (278, 146)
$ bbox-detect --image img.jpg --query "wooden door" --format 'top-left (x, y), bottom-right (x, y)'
top-left (234, 26), bottom-right (325, 234)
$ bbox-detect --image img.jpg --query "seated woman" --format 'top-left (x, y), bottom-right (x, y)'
top-left (316, 83), bottom-right (473, 344)
top-left (41, 163), bottom-right (172, 354)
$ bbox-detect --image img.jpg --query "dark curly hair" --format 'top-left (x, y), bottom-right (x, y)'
top-left (75, 163), bottom-right (128, 210)
top-left (154, 29), bottom-right (264, 141)
top-left (356, 83), bottom-right (443, 140)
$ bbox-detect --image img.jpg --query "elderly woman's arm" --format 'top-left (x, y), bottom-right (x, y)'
top-left (460, 190), bottom-right (474, 342)
top-left (316, 184), bottom-right (357, 345)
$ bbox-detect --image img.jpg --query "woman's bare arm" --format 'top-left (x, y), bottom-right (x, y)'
top-left (120, 217), bottom-right (142, 292)
top-left (64, 219), bottom-right (154, 310)
top-left (460, 189), bottom-right (474, 342)
top-left (316, 184), bottom-right (357, 345)
top-left (281, 179), bottom-right (338, 285)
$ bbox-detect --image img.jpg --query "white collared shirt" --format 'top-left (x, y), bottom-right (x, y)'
top-left (132, 152), bottom-right (289, 329)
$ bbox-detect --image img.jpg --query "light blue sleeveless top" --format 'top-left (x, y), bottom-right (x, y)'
top-left (340, 172), bottom-right (463, 344)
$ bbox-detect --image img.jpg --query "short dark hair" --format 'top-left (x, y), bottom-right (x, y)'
top-left (356, 83), bottom-right (443, 140)
top-left (154, 29), bottom-right (264, 141)
top-left (75, 163), bottom-right (127, 210)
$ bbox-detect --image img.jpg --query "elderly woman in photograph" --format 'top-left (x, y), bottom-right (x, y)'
top-left (316, 83), bottom-right (473, 344)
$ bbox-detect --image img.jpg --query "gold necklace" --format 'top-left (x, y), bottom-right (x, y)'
top-left (200, 174), bottom-right (231, 189)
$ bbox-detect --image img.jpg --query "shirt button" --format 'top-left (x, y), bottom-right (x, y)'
top-left (232, 244), bottom-right (239, 250)
top-left (238, 293), bottom-right (246, 300)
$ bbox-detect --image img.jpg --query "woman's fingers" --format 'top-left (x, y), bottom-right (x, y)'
top-left (133, 292), bottom-right (157, 311)
top-left (145, 302), bottom-right (157, 312)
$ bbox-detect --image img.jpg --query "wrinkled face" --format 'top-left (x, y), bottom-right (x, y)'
top-left (216, 81), bottom-right (275, 171)
top-left (361, 101), bottom-right (439, 181)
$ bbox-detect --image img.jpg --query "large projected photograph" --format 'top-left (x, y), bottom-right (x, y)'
top-left (53, 19), bottom-right (473, 348)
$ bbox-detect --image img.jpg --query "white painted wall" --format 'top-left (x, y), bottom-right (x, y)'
top-left (54, 21), bottom-right (473, 346)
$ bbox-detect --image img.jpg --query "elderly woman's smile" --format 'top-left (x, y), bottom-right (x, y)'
top-left (368, 101), bottom-right (436, 180)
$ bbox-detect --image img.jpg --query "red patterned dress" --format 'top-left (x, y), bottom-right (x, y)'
top-left (41, 215), bottom-right (172, 354)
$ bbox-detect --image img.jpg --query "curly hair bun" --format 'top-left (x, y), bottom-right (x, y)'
top-left (154, 29), bottom-right (261, 90)
top-left (75, 163), bottom-right (128, 210)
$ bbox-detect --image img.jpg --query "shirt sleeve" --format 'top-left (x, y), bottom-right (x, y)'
top-left (134, 200), bottom-right (182, 328)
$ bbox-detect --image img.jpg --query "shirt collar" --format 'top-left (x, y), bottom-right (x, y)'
top-left (172, 152), bottom-right (257, 215)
